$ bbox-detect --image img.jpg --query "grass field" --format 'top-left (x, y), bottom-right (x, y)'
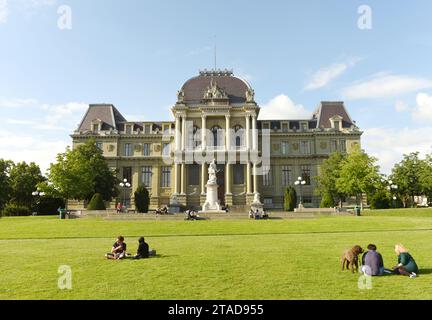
top-left (1, 208), bottom-right (432, 300)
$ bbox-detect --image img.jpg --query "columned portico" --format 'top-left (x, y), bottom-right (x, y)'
top-left (225, 115), bottom-right (231, 150)
top-left (201, 115), bottom-right (207, 150)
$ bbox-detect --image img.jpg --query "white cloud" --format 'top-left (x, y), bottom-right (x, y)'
top-left (0, 130), bottom-right (68, 174)
top-left (362, 127), bottom-right (432, 174)
top-left (395, 100), bottom-right (409, 113)
top-left (412, 92), bottom-right (432, 123)
top-left (258, 94), bottom-right (310, 120)
top-left (0, 0), bottom-right (8, 23)
top-left (304, 58), bottom-right (360, 91)
top-left (341, 73), bottom-right (432, 100)
top-left (0, 98), bottom-right (39, 108)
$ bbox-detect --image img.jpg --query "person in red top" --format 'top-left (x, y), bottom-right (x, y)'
top-left (116, 203), bottom-right (122, 214)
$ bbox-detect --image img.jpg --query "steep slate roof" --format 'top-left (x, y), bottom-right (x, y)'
top-left (313, 101), bottom-right (354, 129)
top-left (77, 104), bottom-right (127, 131)
top-left (181, 70), bottom-right (251, 105)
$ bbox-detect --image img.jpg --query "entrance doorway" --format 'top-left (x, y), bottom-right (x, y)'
top-left (216, 164), bottom-right (225, 205)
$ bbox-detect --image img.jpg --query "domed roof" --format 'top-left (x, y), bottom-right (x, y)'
top-left (181, 69), bottom-right (252, 105)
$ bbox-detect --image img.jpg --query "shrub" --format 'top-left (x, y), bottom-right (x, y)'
top-left (2, 203), bottom-right (32, 216)
top-left (36, 196), bottom-right (65, 215)
top-left (134, 185), bottom-right (150, 213)
top-left (87, 193), bottom-right (106, 210)
top-left (370, 190), bottom-right (391, 209)
top-left (284, 186), bottom-right (297, 211)
top-left (320, 192), bottom-right (335, 208)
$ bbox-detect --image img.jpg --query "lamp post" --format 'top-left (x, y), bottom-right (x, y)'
top-left (387, 180), bottom-right (398, 208)
top-left (294, 176), bottom-right (306, 208)
top-left (32, 190), bottom-right (46, 216)
top-left (119, 179), bottom-right (131, 212)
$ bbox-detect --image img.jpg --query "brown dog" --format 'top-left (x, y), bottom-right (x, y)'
top-left (341, 245), bottom-right (364, 273)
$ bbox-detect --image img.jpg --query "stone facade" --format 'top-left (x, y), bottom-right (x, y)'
top-left (70, 70), bottom-right (362, 211)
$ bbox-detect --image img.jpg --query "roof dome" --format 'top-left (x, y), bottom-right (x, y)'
top-left (180, 69), bottom-right (252, 105)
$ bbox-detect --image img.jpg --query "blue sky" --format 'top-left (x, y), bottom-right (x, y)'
top-left (1, 0), bottom-right (432, 174)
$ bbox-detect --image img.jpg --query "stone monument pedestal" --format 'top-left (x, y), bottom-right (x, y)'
top-left (202, 183), bottom-right (221, 212)
top-left (250, 193), bottom-right (264, 214)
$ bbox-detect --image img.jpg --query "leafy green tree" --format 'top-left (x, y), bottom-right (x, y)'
top-left (134, 185), bottom-right (150, 213)
top-left (9, 162), bottom-right (45, 209)
top-left (390, 152), bottom-right (427, 208)
top-left (284, 186), bottom-right (297, 211)
top-left (87, 193), bottom-right (106, 210)
top-left (336, 146), bottom-right (382, 210)
top-left (369, 188), bottom-right (391, 209)
top-left (0, 159), bottom-right (13, 211)
top-left (419, 154), bottom-right (432, 205)
top-left (316, 152), bottom-right (347, 207)
top-left (43, 139), bottom-right (118, 207)
top-left (320, 192), bottom-right (335, 208)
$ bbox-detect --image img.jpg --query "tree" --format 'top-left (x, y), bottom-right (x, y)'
top-left (369, 188), bottom-right (391, 209)
top-left (390, 152), bottom-right (426, 208)
top-left (336, 146), bottom-right (382, 210)
top-left (0, 159), bottom-right (13, 211)
top-left (44, 139), bottom-right (118, 207)
top-left (419, 154), bottom-right (432, 206)
top-left (284, 186), bottom-right (297, 211)
top-left (134, 185), bottom-right (150, 213)
top-left (87, 193), bottom-right (106, 210)
top-left (316, 152), bottom-right (347, 207)
top-left (9, 162), bottom-right (45, 209)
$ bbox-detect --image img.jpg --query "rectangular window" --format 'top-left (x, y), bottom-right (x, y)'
top-left (281, 165), bottom-right (291, 186)
top-left (262, 122), bottom-right (270, 130)
top-left (339, 139), bottom-right (346, 152)
top-left (122, 167), bottom-right (132, 185)
top-left (163, 124), bottom-right (170, 135)
top-left (300, 141), bottom-right (311, 155)
top-left (301, 122), bottom-right (308, 131)
top-left (282, 123), bottom-right (289, 133)
top-left (161, 166), bottom-right (171, 188)
top-left (233, 164), bottom-right (245, 185)
top-left (262, 166), bottom-right (272, 186)
top-left (92, 124), bottom-right (99, 132)
top-left (144, 124), bottom-right (152, 134)
top-left (141, 166), bottom-right (152, 188)
top-left (162, 143), bottom-right (170, 156)
top-left (188, 164), bottom-right (200, 186)
top-left (143, 143), bottom-right (151, 156)
top-left (96, 142), bottom-right (103, 151)
top-left (281, 142), bottom-right (289, 155)
top-left (264, 198), bottom-right (273, 206)
top-left (301, 165), bottom-right (311, 185)
top-left (330, 139), bottom-right (338, 152)
top-left (124, 143), bottom-right (132, 156)
top-left (125, 125), bottom-right (132, 135)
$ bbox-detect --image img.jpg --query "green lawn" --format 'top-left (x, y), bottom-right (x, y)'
top-left (1, 208), bottom-right (432, 300)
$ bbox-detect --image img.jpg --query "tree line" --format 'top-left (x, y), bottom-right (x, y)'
top-left (315, 146), bottom-right (432, 209)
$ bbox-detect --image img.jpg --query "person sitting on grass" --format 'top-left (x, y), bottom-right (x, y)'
top-left (393, 244), bottom-right (418, 278)
top-left (105, 236), bottom-right (127, 260)
top-left (134, 237), bottom-right (149, 259)
top-left (361, 244), bottom-right (385, 276)
top-left (249, 209), bottom-right (254, 219)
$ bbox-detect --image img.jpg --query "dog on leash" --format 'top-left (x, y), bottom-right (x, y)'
top-left (341, 245), bottom-right (364, 273)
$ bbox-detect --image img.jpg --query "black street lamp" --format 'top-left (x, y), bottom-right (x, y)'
top-left (294, 176), bottom-right (306, 208)
top-left (32, 190), bottom-right (46, 216)
top-left (119, 179), bottom-right (131, 211)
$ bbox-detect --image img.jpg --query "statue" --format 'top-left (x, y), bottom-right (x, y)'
top-left (203, 80), bottom-right (228, 100)
top-left (246, 88), bottom-right (255, 102)
top-left (208, 159), bottom-right (219, 185)
top-left (177, 89), bottom-right (185, 103)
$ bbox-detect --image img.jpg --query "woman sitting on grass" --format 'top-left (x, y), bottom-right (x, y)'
top-left (393, 244), bottom-right (418, 278)
top-left (105, 236), bottom-right (127, 260)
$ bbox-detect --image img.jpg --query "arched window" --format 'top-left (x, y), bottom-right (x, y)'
top-left (211, 125), bottom-right (223, 148)
top-left (233, 125), bottom-right (244, 148)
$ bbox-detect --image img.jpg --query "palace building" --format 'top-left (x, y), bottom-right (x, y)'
top-left (70, 69), bottom-right (362, 211)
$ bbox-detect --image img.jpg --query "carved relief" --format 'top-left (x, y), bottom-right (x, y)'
top-left (272, 144), bottom-right (280, 152)
top-left (320, 142), bottom-right (327, 149)
top-left (292, 143), bottom-right (299, 151)
top-left (108, 144), bottom-right (115, 152)
top-left (154, 144), bottom-right (161, 152)
top-left (134, 144), bottom-right (142, 152)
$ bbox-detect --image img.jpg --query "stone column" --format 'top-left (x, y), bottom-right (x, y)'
top-left (253, 163), bottom-right (258, 194)
top-left (225, 115), bottom-right (231, 151)
top-left (150, 165), bottom-right (160, 208)
top-left (201, 115), bottom-right (207, 150)
top-left (181, 115), bottom-right (186, 151)
top-left (173, 164), bottom-right (179, 195)
top-left (252, 114), bottom-right (257, 151)
top-left (175, 115), bottom-right (181, 151)
top-left (245, 114), bottom-right (251, 150)
top-left (201, 163), bottom-right (207, 195)
top-left (180, 163), bottom-right (185, 195)
top-left (226, 163), bottom-right (232, 194)
top-left (246, 162), bottom-right (252, 194)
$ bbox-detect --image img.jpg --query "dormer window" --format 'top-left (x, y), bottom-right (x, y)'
top-left (91, 119), bottom-right (102, 133)
top-left (300, 122), bottom-right (308, 131)
top-left (330, 115), bottom-right (343, 131)
top-left (125, 124), bottom-right (133, 135)
top-left (163, 124), bottom-right (170, 135)
top-left (144, 124), bottom-right (152, 134)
